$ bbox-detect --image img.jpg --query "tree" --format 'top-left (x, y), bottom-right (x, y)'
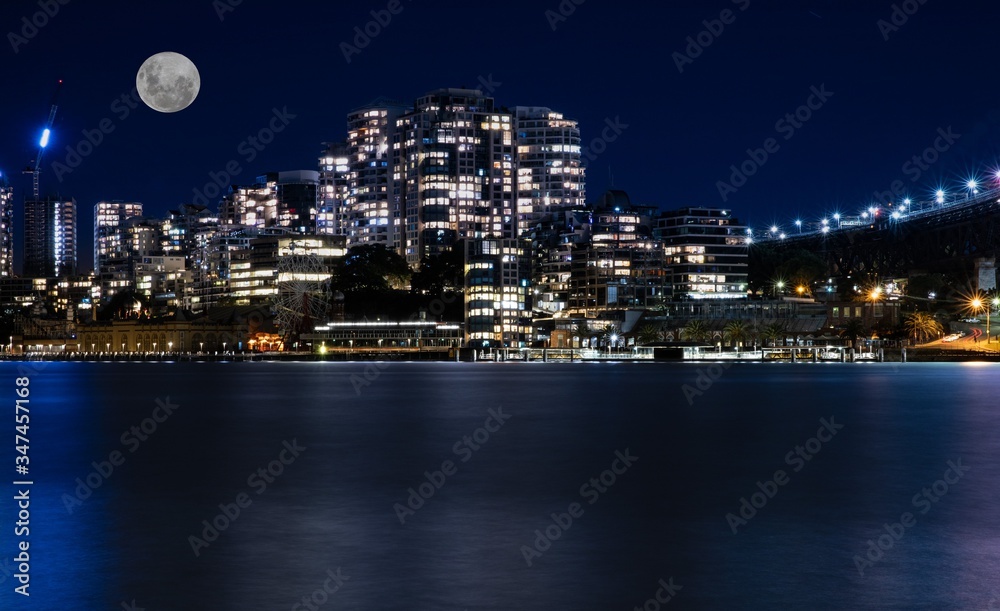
top-left (682, 320), bottom-right (708, 342)
top-left (637, 324), bottom-right (662, 346)
top-left (573, 321), bottom-right (591, 345)
top-left (761, 322), bottom-right (786, 347)
top-left (332, 244), bottom-right (412, 294)
top-left (722, 320), bottom-right (748, 348)
top-left (840, 318), bottom-right (867, 345)
top-left (410, 247), bottom-right (464, 295)
top-left (904, 311), bottom-right (943, 343)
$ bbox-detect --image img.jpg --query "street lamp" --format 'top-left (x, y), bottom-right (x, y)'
top-left (609, 333), bottom-right (619, 356)
top-left (199, 342), bottom-right (204, 353)
top-left (775, 280), bottom-right (785, 298)
top-left (168, 341), bottom-right (173, 352)
top-left (794, 219), bottom-right (802, 233)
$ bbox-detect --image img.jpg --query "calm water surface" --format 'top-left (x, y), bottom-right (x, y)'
top-left (2, 361), bottom-right (999, 610)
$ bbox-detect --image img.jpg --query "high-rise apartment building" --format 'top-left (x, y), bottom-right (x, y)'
top-left (317, 142), bottom-right (350, 237)
top-left (94, 201), bottom-right (143, 300)
top-left (345, 99), bottom-right (410, 250)
top-left (0, 177), bottom-right (13, 278)
top-left (220, 171), bottom-right (319, 232)
top-left (24, 197), bottom-right (77, 277)
top-left (274, 171), bottom-right (320, 232)
top-left (396, 88), bottom-right (517, 265)
top-left (513, 106), bottom-right (586, 234)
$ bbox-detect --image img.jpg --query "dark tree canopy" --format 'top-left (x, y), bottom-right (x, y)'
top-left (332, 244), bottom-right (412, 294)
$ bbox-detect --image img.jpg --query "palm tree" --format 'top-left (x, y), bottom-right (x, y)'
top-left (761, 322), bottom-right (785, 347)
top-left (682, 320), bottom-right (708, 342)
top-left (723, 320), bottom-right (748, 348)
top-left (840, 318), bottom-right (866, 346)
top-left (637, 324), bottom-right (662, 346)
top-left (600, 323), bottom-right (619, 347)
top-left (573, 321), bottom-right (590, 347)
top-left (904, 311), bottom-right (943, 343)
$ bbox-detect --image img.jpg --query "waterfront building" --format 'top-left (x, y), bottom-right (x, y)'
top-left (229, 233), bottom-right (346, 303)
top-left (655, 207), bottom-right (749, 300)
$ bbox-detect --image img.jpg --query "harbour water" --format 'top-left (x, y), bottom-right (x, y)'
top-left (2, 361), bottom-right (998, 609)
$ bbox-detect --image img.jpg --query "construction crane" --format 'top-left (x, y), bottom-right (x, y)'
top-left (23, 79), bottom-right (63, 201)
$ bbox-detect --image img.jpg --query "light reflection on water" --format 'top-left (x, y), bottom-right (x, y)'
top-left (1, 362), bottom-right (998, 610)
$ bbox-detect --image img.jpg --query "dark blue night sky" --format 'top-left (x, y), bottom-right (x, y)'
top-left (2, 0), bottom-right (999, 270)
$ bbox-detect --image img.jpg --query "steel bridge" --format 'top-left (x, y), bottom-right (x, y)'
top-left (758, 186), bottom-right (1000, 279)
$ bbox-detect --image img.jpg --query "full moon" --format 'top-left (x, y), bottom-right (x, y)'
top-left (136, 52), bottom-right (200, 113)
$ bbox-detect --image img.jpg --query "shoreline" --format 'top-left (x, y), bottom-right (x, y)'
top-left (4, 349), bottom-right (1000, 364)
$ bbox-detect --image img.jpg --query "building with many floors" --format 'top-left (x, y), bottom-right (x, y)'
top-left (655, 207), bottom-right (749, 300)
top-left (24, 197), bottom-right (77, 277)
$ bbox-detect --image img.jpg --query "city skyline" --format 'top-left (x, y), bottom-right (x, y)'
top-left (3, 1), bottom-right (1000, 271)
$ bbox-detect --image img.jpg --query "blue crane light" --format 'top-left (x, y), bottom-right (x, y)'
top-left (39, 128), bottom-right (51, 149)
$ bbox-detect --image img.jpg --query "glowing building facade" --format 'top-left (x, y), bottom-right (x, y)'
top-left (94, 201), bottom-right (143, 298)
top-left (24, 197), bottom-right (77, 277)
top-left (317, 142), bottom-right (350, 237)
top-left (396, 88), bottom-right (517, 265)
top-left (513, 106), bottom-right (586, 234)
top-left (0, 177), bottom-right (13, 277)
top-left (655, 207), bottom-right (749, 300)
top-left (345, 100), bottom-right (409, 249)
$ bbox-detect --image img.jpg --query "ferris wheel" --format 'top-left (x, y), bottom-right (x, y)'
top-left (272, 250), bottom-right (332, 341)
